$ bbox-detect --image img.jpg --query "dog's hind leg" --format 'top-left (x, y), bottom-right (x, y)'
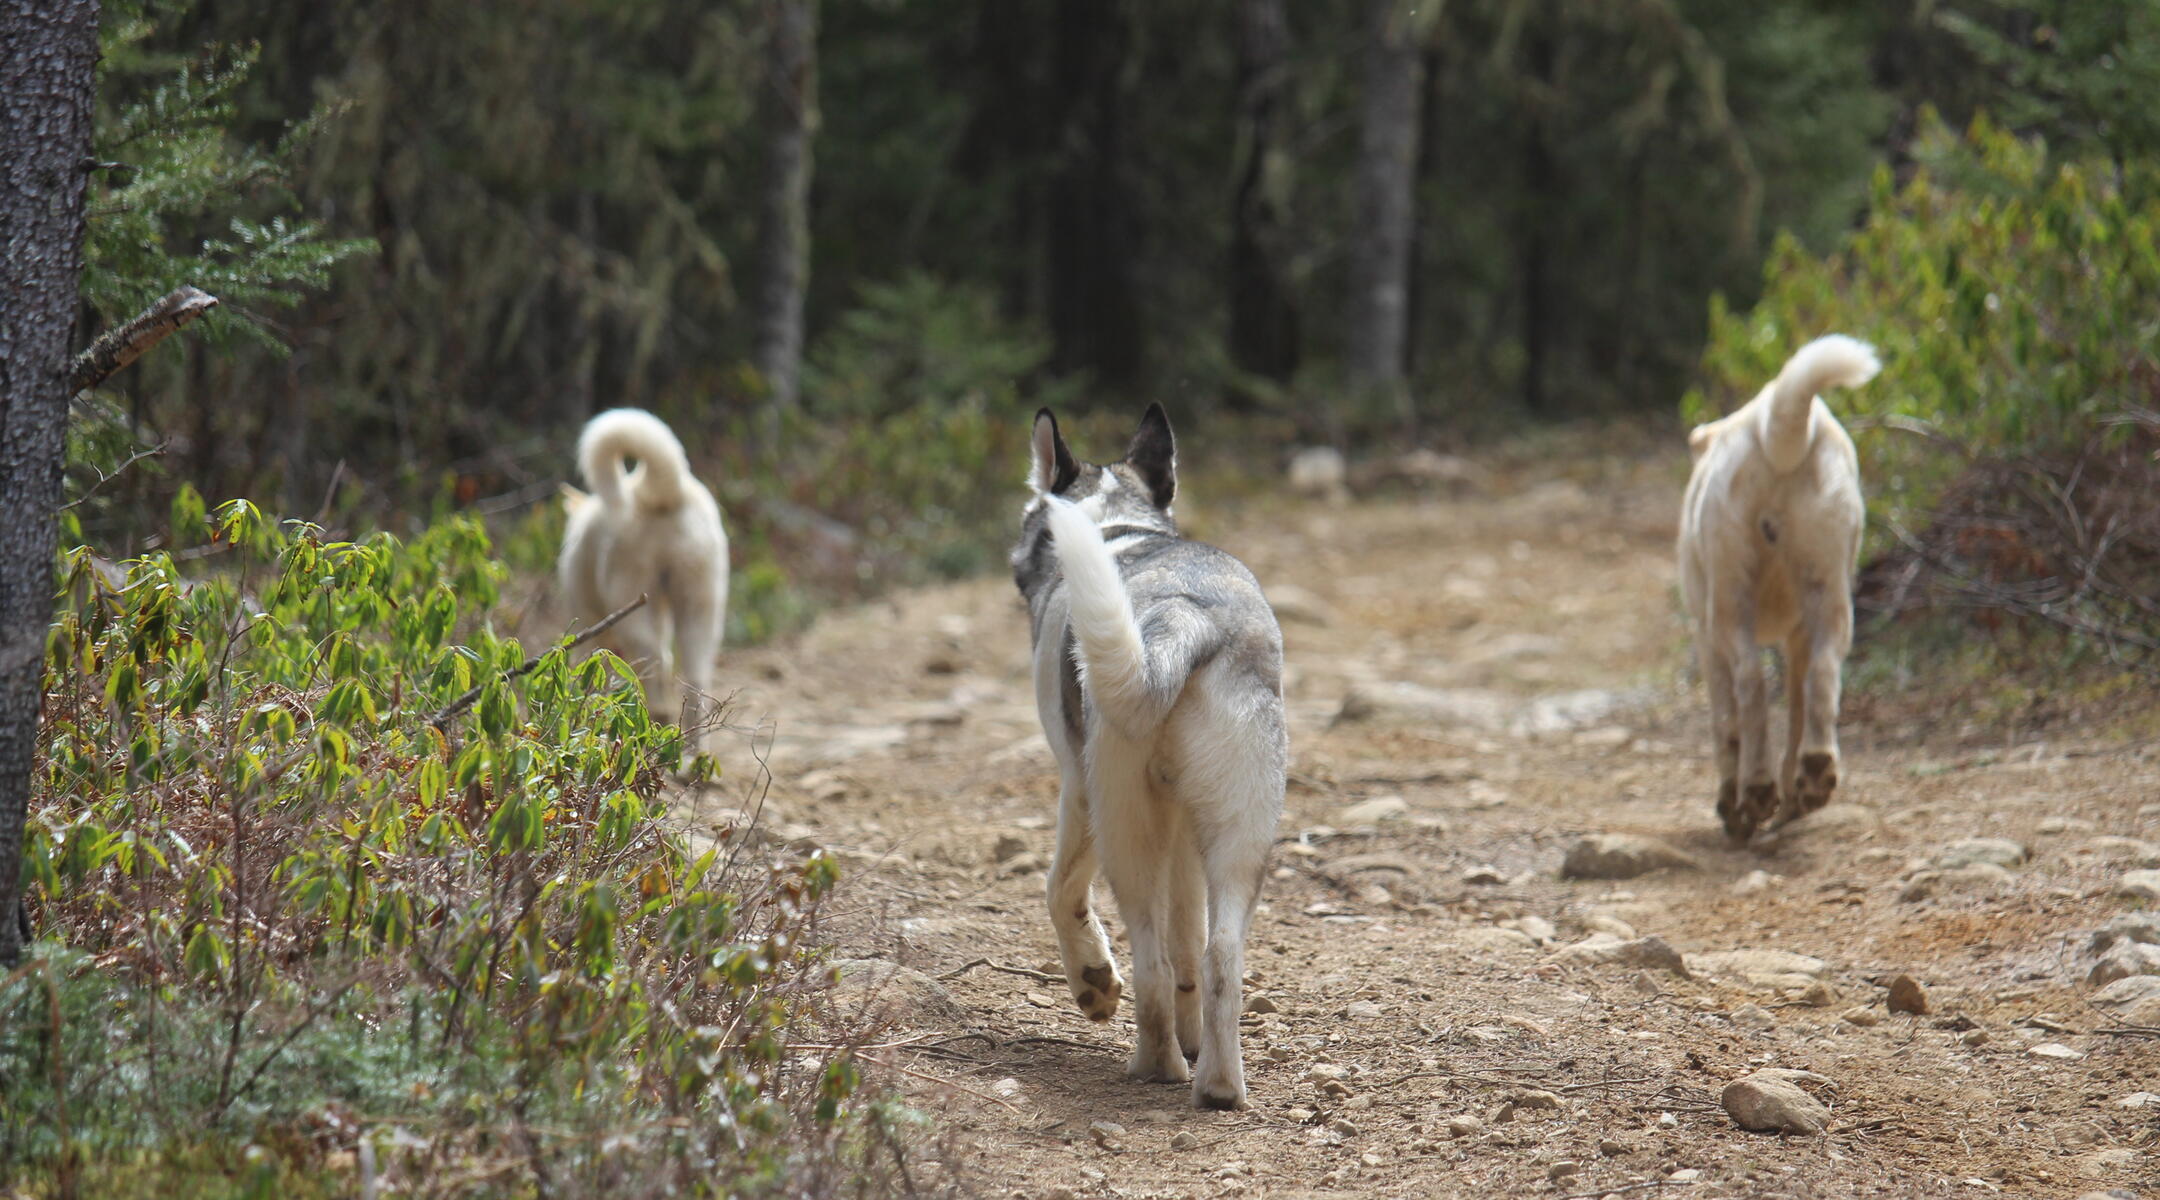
top-left (1702, 639), bottom-right (1746, 840)
top-left (1718, 591), bottom-right (1777, 838)
top-left (1167, 818), bottom-right (1206, 1062)
top-left (1794, 588), bottom-right (1851, 815)
top-left (1190, 804), bottom-right (1270, 1110)
top-left (1775, 629), bottom-right (1809, 826)
top-left (1047, 760), bottom-right (1122, 1023)
top-left (673, 591), bottom-right (724, 754)
top-left (1093, 739), bottom-right (1186, 1083)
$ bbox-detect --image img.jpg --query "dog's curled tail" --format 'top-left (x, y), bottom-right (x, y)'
top-left (577, 408), bottom-right (693, 512)
top-left (1044, 496), bottom-right (1154, 734)
top-left (1761, 334), bottom-right (1879, 473)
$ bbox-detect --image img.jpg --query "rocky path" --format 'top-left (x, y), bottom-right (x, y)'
top-left (691, 449), bottom-right (2159, 1199)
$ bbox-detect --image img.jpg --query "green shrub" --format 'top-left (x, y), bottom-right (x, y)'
top-left (1685, 110), bottom-right (2160, 539)
top-left (3, 504), bottom-right (920, 1196)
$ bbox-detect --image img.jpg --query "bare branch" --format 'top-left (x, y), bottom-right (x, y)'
top-left (69, 286), bottom-right (220, 395)
top-left (57, 441), bottom-right (167, 512)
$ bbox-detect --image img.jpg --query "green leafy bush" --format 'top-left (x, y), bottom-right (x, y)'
top-left (1687, 110), bottom-right (2160, 535)
top-left (1687, 111), bottom-right (2160, 671)
top-left (3, 504), bottom-right (920, 1196)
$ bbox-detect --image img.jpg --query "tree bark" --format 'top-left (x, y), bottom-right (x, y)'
top-left (1519, 12), bottom-right (1556, 415)
top-left (752, 0), bottom-right (818, 418)
top-left (1046, 0), bottom-right (1142, 388)
top-left (0, 0), bottom-right (99, 966)
top-left (1345, 0), bottom-right (1424, 393)
top-left (70, 286), bottom-right (219, 395)
top-left (1226, 0), bottom-right (1298, 397)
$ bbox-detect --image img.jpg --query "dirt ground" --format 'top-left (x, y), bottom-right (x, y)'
top-left (685, 446), bottom-right (2159, 1200)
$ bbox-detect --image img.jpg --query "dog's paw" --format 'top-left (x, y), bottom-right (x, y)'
top-left (1742, 781), bottom-right (1779, 830)
top-left (1716, 779), bottom-right (1755, 842)
top-left (1071, 962), bottom-right (1122, 1022)
top-left (1795, 752), bottom-right (1838, 813)
top-left (1128, 1045), bottom-right (1192, 1085)
top-left (1193, 1085), bottom-right (1248, 1111)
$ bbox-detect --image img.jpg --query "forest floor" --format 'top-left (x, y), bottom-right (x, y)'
top-left (669, 443), bottom-right (2160, 1200)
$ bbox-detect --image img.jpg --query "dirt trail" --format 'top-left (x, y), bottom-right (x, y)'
top-left (693, 448), bottom-right (2158, 1199)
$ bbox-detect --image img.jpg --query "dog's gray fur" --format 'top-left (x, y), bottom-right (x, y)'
top-left (1011, 404), bottom-right (1286, 1110)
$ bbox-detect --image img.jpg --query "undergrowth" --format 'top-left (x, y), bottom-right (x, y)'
top-left (1, 502), bottom-right (953, 1198)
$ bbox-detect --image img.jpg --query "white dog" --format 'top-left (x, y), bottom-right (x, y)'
top-left (1679, 335), bottom-right (1879, 840)
top-left (1011, 405), bottom-right (1288, 1110)
top-left (558, 408), bottom-right (729, 750)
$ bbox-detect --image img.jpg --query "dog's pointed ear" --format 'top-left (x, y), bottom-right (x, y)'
top-left (1029, 408), bottom-right (1080, 495)
top-left (1124, 402), bottom-right (1176, 508)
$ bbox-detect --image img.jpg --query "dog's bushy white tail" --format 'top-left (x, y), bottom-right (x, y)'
top-left (1761, 335), bottom-right (1880, 473)
top-left (578, 408), bottom-right (693, 512)
top-left (1044, 497), bottom-right (1152, 731)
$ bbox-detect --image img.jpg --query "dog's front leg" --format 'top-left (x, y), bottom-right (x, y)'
top-left (1047, 761), bottom-right (1122, 1023)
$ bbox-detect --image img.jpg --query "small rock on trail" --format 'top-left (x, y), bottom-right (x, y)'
top-left (2117, 869), bottom-right (2160, 902)
top-left (2088, 942), bottom-right (2160, 986)
top-left (1722, 1069), bottom-right (1833, 1135)
top-left (827, 959), bottom-right (970, 1028)
top-left (1933, 837), bottom-right (2029, 870)
top-left (1560, 833), bottom-right (1700, 880)
top-left (1887, 974), bottom-right (1931, 1015)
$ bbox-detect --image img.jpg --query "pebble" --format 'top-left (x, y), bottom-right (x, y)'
top-left (1841, 1006), bottom-right (1882, 1027)
top-left (1444, 1115), bottom-right (1483, 1137)
top-left (1721, 1069), bottom-right (1832, 1135)
top-left (1732, 869), bottom-right (1778, 896)
top-left (1244, 993), bottom-right (1279, 1015)
top-left (1462, 864), bottom-right (1507, 886)
top-left (1339, 795), bottom-right (1410, 825)
top-left (2090, 913), bottom-right (2160, 952)
top-left (2087, 942), bottom-right (2160, 986)
top-left (1345, 999), bottom-right (1385, 1020)
top-left (1887, 974), bottom-right (1931, 1015)
top-left (1933, 838), bottom-right (2029, 870)
top-left (1546, 1161), bottom-right (1583, 1181)
top-left (1287, 1106), bottom-right (1314, 1122)
top-left (1169, 1131), bottom-right (1196, 1150)
top-left (2117, 869), bottom-right (2160, 902)
top-left (1687, 948), bottom-right (1829, 986)
top-left (1790, 980), bottom-right (1838, 1008)
top-left (1584, 915), bottom-right (1638, 939)
top-left (1511, 1088), bottom-right (1563, 1110)
top-left (1899, 862), bottom-right (2012, 902)
top-left (2027, 1042), bottom-right (2085, 1061)
top-left (2083, 836), bottom-right (2160, 867)
top-left (1088, 1120), bottom-right (1126, 1149)
top-left (1327, 1117), bottom-right (1361, 1137)
top-left (1561, 834), bottom-right (1702, 880)
top-left (1730, 1003), bottom-right (1776, 1030)
top-left (2119, 1091), bottom-right (2160, 1108)
top-left (1504, 916), bottom-right (1558, 944)
top-left (1960, 1029), bottom-right (1989, 1047)
top-left (1599, 1138), bottom-right (1630, 1156)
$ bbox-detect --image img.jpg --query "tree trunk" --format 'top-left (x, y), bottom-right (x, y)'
top-left (1046, 0), bottom-right (1142, 388)
top-left (752, 0), bottom-right (817, 419)
top-left (1226, 0), bottom-right (1298, 399)
top-left (0, 0), bottom-right (99, 966)
top-left (1345, 0), bottom-right (1424, 395)
top-left (1519, 13), bottom-right (1555, 415)
top-left (1402, 42), bottom-right (1443, 384)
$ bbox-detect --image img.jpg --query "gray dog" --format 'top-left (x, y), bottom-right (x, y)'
top-left (1010, 404), bottom-right (1287, 1110)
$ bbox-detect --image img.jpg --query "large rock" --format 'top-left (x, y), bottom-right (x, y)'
top-left (1933, 838), bottom-right (2029, 870)
top-left (1722, 1069), bottom-right (1833, 1135)
top-left (2092, 973), bottom-right (2160, 1008)
top-left (1687, 948), bottom-right (1830, 990)
top-left (826, 959), bottom-right (970, 1028)
top-left (2088, 942), bottom-right (2160, 987)
top-left (1560, 834), bottom-right (1701, 880)
top-left (1334, 682), bottom-right (1511, 729)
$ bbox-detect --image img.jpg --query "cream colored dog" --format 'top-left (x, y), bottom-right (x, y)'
top-left (558, 408), bottom-right (729, 750)
top-left (1679, 335), bottom-right (1878, 840)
